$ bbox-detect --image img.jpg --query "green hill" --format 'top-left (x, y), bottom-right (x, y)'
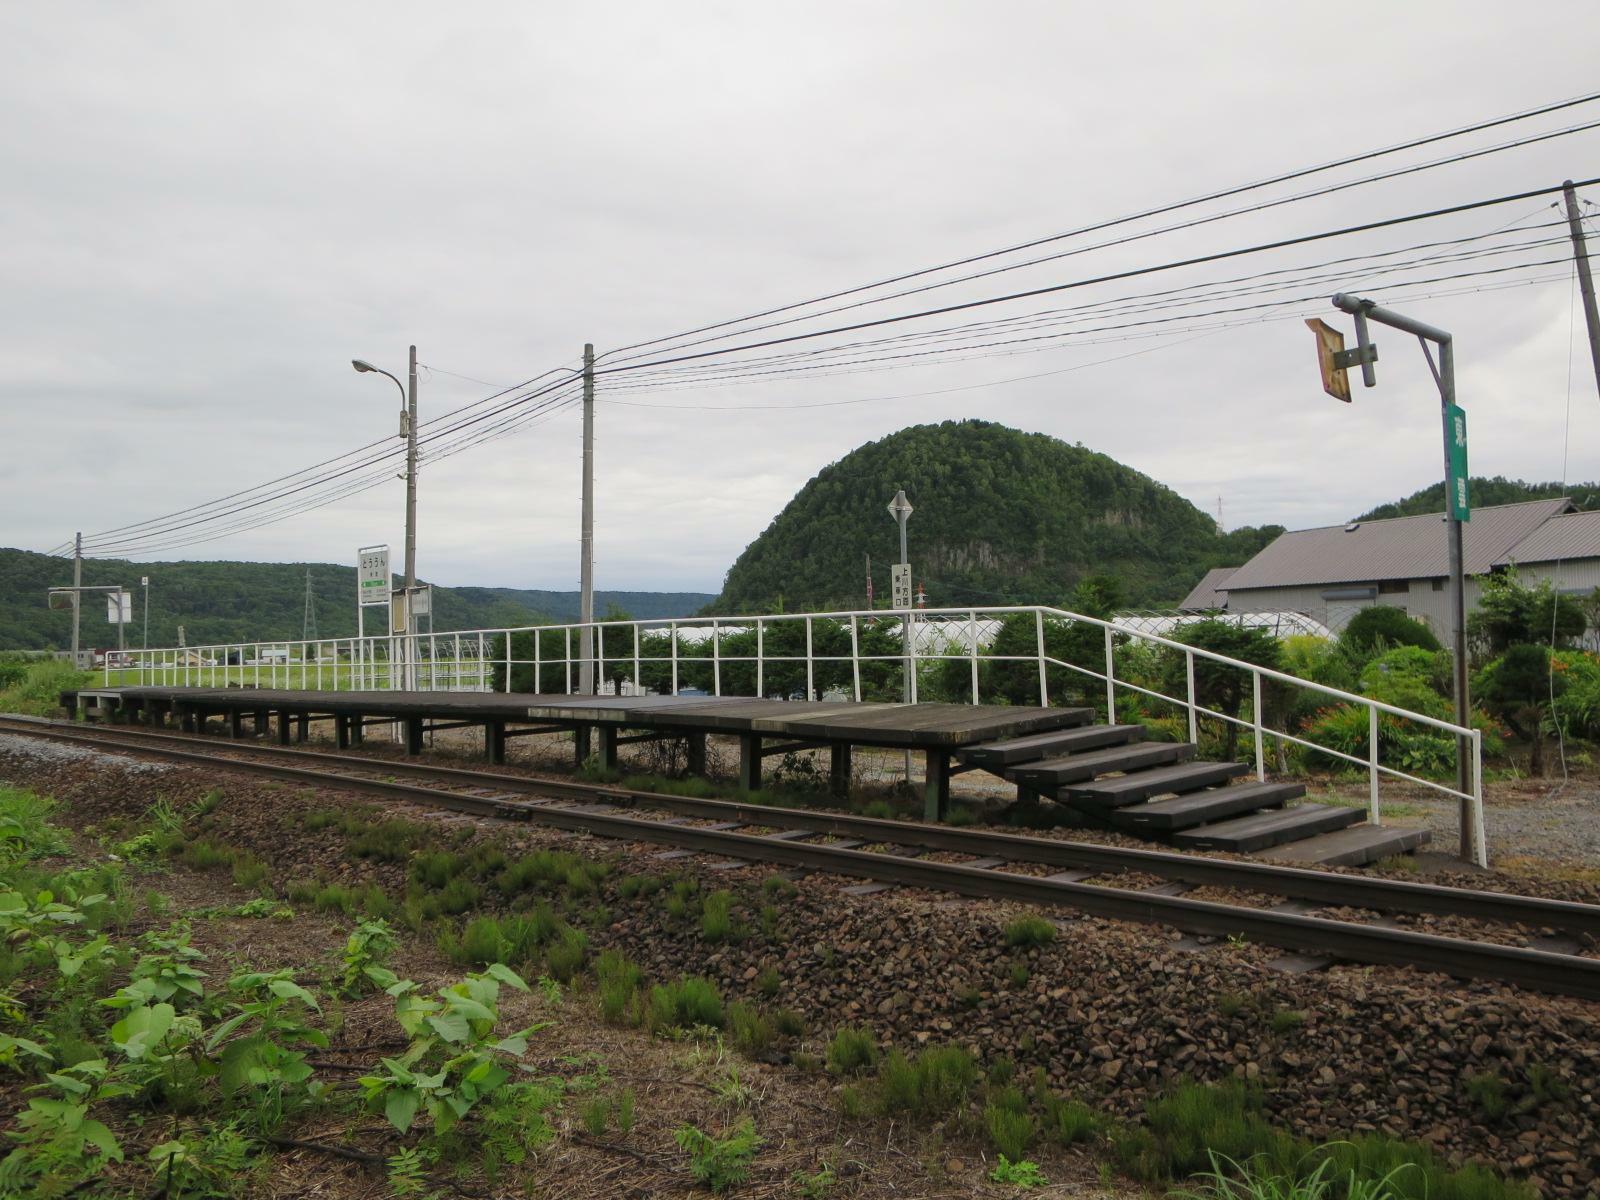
top-left (0, 548), bottom-right (713, 652)
top-left (710, 420), bottom-right (1281, 612)
top-left (1355, 476), bottom-right (1600, 521)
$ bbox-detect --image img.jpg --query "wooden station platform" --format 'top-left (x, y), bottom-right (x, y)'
top-left (62, 687), bottom-right (1087, 818)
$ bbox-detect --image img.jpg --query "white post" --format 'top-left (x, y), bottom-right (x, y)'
top-left (1103, 625), bottom-right (1116, 720)
top-left (713, 621), bottom-right (722, 696)
top-left (1185, 649), bottom-right (1198, 744)
top-left (597, 624), bottom-right (606, 695)
top-left (1252, 670), bottom-right (1265, 782)
top-left (1368, 703), bottom-right (1381, 825)
top-left (632, 624), bottom-right (641, 696)
top-left (1471, 729), bottom-right (1487, 867)
top-left (1035, 609), bottom-right (1048, 706)
top-left (670, 622), bottom-right (679, 695)
top-left (805, 617), bottom-right (814, 702)
top-left (968, 609), bottom-right (980, 704)
top-left (756, 619), bottom-right (765, 699)
top-left (564, 628), bottom-right (572, 695)
top-left (850, 615), bottom-right (862, 702)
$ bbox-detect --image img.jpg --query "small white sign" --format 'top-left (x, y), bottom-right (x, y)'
top-left (410, 584), bottom-right (432, 617)
top-left (357, 545), bottom-right (390, 607)
top-left (107, 592), bottom-right (132, 624)
top-left (891, 563), bottom-right (912, 609)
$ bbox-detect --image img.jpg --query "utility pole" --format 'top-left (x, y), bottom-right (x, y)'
top-left (865, 554), bottom-right (873, 609)
top-left (141, 576), bottom-right (150, 656)
top-left (404, 345), bottom-right (418, 690)
top-left (71, 532), bottom-right (82, 666)
top-left (888, 490), bottom-right (915, 782)
top-left (1330, 293), bottom-right (1477, 865)
top-left (1562, 181), bottom-right (1600, 402)
top-left (579, 343), bottom-right (596, 694)
top-left (302, 568), bottom-right (318, 643)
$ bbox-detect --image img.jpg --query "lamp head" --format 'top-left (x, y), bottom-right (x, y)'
top-left (352, 359), bottom-right (376, 373)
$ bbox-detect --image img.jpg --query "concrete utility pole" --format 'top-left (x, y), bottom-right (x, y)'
top-left (579, 343), bottom-right (596, 694)
top-left (1562, 181), bottom-right (1600, 403)
top-left (352, 349), bottom-right (419, 688)
top-left (71, 532), bottom-right (82, 666)
top-left (1332, 293), bottom-right (1475, 864)
top-left (141, 576), bottom-right (150, 656)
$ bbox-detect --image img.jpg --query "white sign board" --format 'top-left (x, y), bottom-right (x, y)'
top-left (410, 584), bottom-right (431, 617)
top-left (107, 592), bottom-right (132, 624)
top-left (357, 545), bottom-right (390, 607)
top-left (890, 563), bottom-right (912, 609)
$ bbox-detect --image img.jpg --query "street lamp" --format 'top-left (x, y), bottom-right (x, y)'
top-left (353, 347), bottom-right (419, 689)
top-left (888, 488), bottom-right (915, 781)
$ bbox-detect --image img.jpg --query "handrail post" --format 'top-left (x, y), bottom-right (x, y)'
top-left (1185, 648), bottom-right (1198, 744)
top-left (805, 616), bottom-right (814, 702)
top-left (756, 619), bottom-right (765, 698)
top-left (1103, 624), bottom-right (1116, 721)
top-left (1035, 609), bottom-right (1048, 706)
top-left (1368, 703), bottom-right (1381, 825)
top-left (713, 620), bottom-right (722, 696)
top-left (850, 615), bottom-right (861, 702)
top-left (671, 622), bottom-right (680, 696)
top-left (529, 629), bottom-right (537, 694)
top-left (632, 623), bottom-right (641, 697)
top-left (1252, 670), bottom-right (1265, 782)
top-left (1471, 729), bottom-right (1487, 867)
top-left (564, 628), bottom-right (572, 695)
top-left (969, 609), bottom-right (980, 704)
top-left (908, 615), bottom-right (919, 704)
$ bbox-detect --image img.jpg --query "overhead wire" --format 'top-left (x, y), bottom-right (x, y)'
top-left (599, 89), bottom-right (1600, 362)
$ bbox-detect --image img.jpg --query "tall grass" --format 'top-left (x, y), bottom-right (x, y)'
top-left (0, 659), bottom-right (90, 716)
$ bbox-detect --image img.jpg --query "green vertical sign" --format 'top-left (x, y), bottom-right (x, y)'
top-left (1447, 404), bottom-right (1469, 521)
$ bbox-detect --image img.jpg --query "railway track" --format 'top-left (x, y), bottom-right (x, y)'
top-left (4, 713), bottom-right (1599, 1001)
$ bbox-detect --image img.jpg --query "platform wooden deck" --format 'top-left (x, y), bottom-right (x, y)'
top-left (62, 687), bottom-right (1089, 818)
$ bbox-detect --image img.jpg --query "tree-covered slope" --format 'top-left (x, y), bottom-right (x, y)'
top-left (1355, 476), bottom-right (1600, 521)
top-left (0, 548), bottom-right (713, 651)
top-left (711, 420), bottom-right (1281, 612)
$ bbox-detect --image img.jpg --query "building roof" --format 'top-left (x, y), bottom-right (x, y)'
top-left (1500, 507), bottom-right (1600, 565)
top-left (1179, 567), bottom-right (1235, 610)
top-left (1220, 498), bottom-right (1574, 592)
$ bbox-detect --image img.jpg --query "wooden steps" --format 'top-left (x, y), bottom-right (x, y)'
top-left (1257, 823), bottom-right (1432, 867)
top-left (1171, 803), bottom-right (1363, 853)
top-left (1008, 742), bottom-right (1192, 789)
top-left (957, 721), bottom-right (1138, 769)
top-left (1106, 780), bottom-right (1303, 833)
top-left (1064, 759), bottom-right (1250, 808)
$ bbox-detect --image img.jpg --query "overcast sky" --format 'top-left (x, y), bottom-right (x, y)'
top-left (4, 2), bottom-right (1599, 597)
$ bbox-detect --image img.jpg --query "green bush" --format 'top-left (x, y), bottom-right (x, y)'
top-left (873, 1045), bottom-right (978, 1117)
top-left (825, 1027), bottom-right (878, 1075)
top-left (0, 659), bottom-right (90, 716)
top-left (727, 1002), bottom-right (775, 1057)
top-left (701, 890), bottom-right (738, 942)
top-left (1003, 915), bottom-right (1056, 949)
top-left (675, 1118), bottom-right (761, 1193)
top-left (1342, 606), bottom-right (1442, 656)
top-left (647, 976), bottom-right (724, 1033)
top-left (595, 950), bottom-right (645, 1025)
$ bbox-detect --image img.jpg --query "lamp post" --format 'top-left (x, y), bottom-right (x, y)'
top-left (353, 348), bottom-right (419, 688)
top-left (888, 488), bottom-right (915, 781)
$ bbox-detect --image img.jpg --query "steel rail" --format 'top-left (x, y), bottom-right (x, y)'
top-left (4, 715), bottom-right (1596, 937)
top-left (3, 717), bottom-right (1600, 1000)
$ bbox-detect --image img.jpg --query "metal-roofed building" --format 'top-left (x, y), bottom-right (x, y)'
top-left (1178, 566), bottom-right (1237, 611)
top-left (1217, 498), bottom-right (1588, 633)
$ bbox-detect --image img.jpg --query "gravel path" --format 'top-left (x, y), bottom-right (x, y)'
top-left (0, 731), bottom-right (172, 773)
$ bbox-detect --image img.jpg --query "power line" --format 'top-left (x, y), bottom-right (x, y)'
top-left (600, 90), bottom-right (1600, 363)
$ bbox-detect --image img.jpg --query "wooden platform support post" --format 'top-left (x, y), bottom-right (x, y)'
top-left (350, 715), bottom-right (364, 746)
top-left (486, 720), bottom-right (506, 765)
top-left (296, 713), bottom-right (309, 743)
top-left (276, 712), bottom-right (292, 746)
top-left (253, 712), bottom-right (268, 737)
top-left (598, 726), bottom-right (619, 771)
top-left (179, 706), bottom-right (197, 733)
top-left (738, 734), bottom-right (762, 793)
top-left (686, 732), bottom-right (707, 777)
top-left (923, 750), bottom-right (951, 822)
top-left (830, 744), bottom-right (852, 796)
top-left (574, 726), bottom-right (592, 767)
top-left (228, 710), bottom-right (244, 739)
top-left (405, 717), bottom-right (424, 756)
top-left (335, 715), bottom-right (351, 750)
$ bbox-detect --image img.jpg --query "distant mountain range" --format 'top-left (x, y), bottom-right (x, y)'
top-left (0, 547), bottom-right (713, 651)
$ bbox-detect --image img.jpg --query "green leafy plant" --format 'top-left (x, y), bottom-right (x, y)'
top-left (989, 1155), bottom-right (1047, 1188)
top-left (340, 918), bottom-right (399, 996)
top-left (675, 1118), bottom-right (762, 1192)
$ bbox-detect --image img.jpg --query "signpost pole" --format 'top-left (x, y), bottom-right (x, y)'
top-left (888, 490), bottom-right (915, 783)
top-left (1330, 294), bottom-right (1476, 863)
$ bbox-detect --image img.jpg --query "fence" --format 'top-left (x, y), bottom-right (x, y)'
top-left (112, 604), bottom-right (1486, 865)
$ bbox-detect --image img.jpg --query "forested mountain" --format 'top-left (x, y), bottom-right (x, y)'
top-left (710, 420), bottom-right (1282, 613)
top-left (0, 548), bottom-right (713, 651)
top-left (1355, 477), bottom-right (1600, 521)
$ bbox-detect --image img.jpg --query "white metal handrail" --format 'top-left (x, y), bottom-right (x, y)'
top-left (110, 602), bottom-right (1487, 865)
